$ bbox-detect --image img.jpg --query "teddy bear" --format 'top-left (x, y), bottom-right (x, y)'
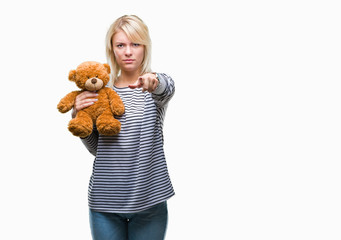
top-left (57, 61), bottom-right (125, 138)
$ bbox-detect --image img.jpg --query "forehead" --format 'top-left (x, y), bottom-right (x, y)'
top-left (112, 30), bottom-right (131, 43)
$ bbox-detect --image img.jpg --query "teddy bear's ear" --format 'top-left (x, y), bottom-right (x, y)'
top-left (68, 70), bottom-right (76, 81)
top-left (103, 63), bottom-right (111, 74)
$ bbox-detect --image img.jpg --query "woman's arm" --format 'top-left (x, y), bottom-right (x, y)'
top-left (152, 73), bottom-right (175, 108)
top-left (128, 72), bottom-right (175, 107)
top-left (80, 126), bottom-right (98, 156)
top-left (72, 91), bottom-right (99, 156)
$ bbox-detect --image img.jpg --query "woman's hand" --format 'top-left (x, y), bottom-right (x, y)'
top-left (71, 91), bottom-right (98, 118)
top-left (129, 73), bottom-right (159, 93)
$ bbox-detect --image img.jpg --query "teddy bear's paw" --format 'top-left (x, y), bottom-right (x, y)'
top-left (68, 120), bottom-right (92, 138)
top-left (112, 106), bottom-right (125, 116)
top-left (97, 121), bottom-right (121, 136)
top-left (57, 103), bottom-right (71, 113)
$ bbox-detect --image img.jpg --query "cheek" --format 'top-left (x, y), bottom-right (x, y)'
top-left (76, 79), bottom-right (86, 89)
top-left (113, 49), bottom-right (123, 61)
top-left (137, 49), bottom-right (145, 62)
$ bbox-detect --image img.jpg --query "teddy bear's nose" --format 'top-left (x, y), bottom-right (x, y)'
top-left (91, 78), bottom-right (97, 84)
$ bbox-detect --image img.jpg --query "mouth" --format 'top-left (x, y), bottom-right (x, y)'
top-left (90, 85), bottom-right (101, 91)
top-left (123, 59), bottom-right (135, 63)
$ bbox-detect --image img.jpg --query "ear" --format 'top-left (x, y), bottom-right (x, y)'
top-left (103, 63), bottom-right (111, 74)
top-left (68, 70), bottom-right (76, 81)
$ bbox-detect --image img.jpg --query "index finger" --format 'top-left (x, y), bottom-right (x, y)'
top-left (128, 77), bottom-right (144, 89)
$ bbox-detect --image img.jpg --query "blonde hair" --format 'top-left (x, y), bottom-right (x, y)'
top-left (105, 15), bottom-right (152, 87)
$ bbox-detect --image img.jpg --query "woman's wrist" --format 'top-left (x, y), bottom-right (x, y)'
top-left (152, 73), bottom-right (167, 95)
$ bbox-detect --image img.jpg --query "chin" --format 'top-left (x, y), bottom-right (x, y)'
top-left (122, 66), bottom-right (140, 72)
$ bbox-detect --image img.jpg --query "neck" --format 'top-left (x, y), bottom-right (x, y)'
top-left (115, 70), bottom-right (141, 88)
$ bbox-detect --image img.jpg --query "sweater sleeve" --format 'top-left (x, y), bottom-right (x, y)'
top-left (80, 126), bottom-right (99, 156)
top-left (152, 73), bottom-right (175, 108)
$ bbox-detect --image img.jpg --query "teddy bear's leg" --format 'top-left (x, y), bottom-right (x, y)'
top-left (96, 109), bottom-right (121, 136)
top-left (68, 111), bottom-right (93, 138)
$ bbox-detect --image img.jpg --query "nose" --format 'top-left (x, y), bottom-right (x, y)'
top-left (125, 46), bottom-right (132, 56)
top-left (91, 78), bottom-right (97, 84)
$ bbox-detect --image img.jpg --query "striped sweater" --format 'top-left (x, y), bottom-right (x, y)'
top-left (81, 73), bottom-right (175, 213)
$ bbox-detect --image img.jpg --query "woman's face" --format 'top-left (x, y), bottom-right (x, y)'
top-left (112, 30), bottom-right (145, 73)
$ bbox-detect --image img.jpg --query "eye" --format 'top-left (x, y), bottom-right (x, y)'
top-left (117, 44), bottom-right (123, 48)
top-left (96, 75), bottom-right (98, 78)
top-left (87, 76), bottom-right (90, 79)
top-left (133, 43), bottom-right (140, 47)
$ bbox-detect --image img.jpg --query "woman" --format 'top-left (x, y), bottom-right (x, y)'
top-left (71, 15), bottom-right (175, 240)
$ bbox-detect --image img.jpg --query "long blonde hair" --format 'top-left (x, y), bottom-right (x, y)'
top-left (105, 15), bottom-right (152, 87)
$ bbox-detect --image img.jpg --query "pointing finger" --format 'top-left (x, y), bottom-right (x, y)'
top-left (128, 77), bottom-right (144, 89)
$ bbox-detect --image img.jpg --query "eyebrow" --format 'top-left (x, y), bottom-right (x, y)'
top-left (114, 39), bottom-right (132, 43)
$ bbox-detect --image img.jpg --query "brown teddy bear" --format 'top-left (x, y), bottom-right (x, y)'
top-left (57, 61), bottom-right (125, 138)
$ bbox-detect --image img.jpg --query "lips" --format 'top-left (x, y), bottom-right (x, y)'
top-left (123, 59), bottom-right (135, 63)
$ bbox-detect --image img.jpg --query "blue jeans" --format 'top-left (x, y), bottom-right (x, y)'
top-left (89, 202), bottom-right (168, 240)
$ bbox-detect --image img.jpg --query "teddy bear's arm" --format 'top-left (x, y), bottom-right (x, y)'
top-left (105, 88), bottom-right (125, 116)
top-left (57, 90), bottom-right (81, 113)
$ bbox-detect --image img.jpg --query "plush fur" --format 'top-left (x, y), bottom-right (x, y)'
top-left (57, 61), bottom-right (125, 138)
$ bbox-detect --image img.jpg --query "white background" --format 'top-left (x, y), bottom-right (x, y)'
top-left (1, 0), bottom-right (340, 239)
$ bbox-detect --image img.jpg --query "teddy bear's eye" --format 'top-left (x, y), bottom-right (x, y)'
top-left (87, 76), bottom-right (90, 79)
top-left (96, 75), bottom-right (98, 78)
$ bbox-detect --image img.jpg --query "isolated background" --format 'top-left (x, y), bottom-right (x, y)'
top-left (1, 0), bottom-right (340, 239)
